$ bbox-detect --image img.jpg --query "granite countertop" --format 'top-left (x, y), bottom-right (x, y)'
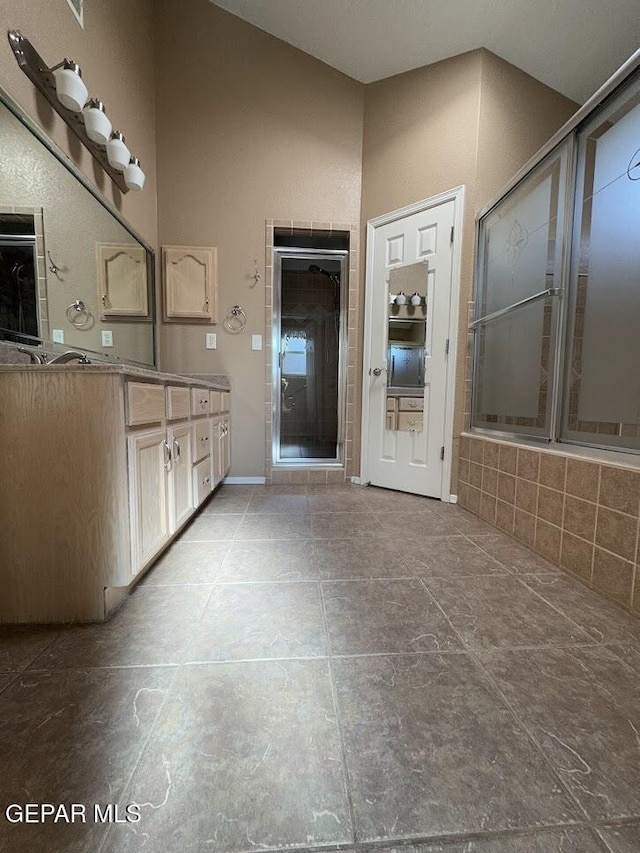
top-left (0, 362), bottom-right (230, 390)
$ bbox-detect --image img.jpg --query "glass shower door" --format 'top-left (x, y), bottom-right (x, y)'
top-left (273, 250), bottom-right (347, 464)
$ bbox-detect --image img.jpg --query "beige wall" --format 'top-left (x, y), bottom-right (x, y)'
top-left (155, 0), bottom-right (364, 477)
top-left (360, 49), bottom-right (577, 489)
top-left (0, 0), bottom-right (157, 246)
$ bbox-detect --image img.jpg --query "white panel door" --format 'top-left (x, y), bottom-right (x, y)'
top-left (364, 198), bottom-right (456, 497)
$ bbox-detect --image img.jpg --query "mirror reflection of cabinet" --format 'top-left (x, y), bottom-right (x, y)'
top-left (97, 243), bottom-right (149, 319)
top-left (385, 260), bottom-right (429, 433)
top-left (162, 245), bottom-right (217, 322)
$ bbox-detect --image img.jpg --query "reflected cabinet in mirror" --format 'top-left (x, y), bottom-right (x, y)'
top-left (385, 261), bottom-right (428, 432)
top-left (0, 87), bottom-right (155, 366)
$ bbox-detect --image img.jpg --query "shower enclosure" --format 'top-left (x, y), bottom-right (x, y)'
top-left (272, 248), bottom-right (347, 464)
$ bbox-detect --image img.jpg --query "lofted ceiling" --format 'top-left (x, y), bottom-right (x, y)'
top-left (210, 0), bottom-right (640, 104)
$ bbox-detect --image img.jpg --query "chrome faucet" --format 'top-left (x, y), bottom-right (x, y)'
top-left (47, 350), bottom-right (91, 364)
top-left (17, 346), bottom-right (48, 364)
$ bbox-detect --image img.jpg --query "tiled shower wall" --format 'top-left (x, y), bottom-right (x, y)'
top-left (458, 434), bottom-right (640, 613)
top-left (264, 220), bottom-right (360, 485)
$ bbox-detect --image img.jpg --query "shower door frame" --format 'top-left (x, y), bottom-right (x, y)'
top-left (272, 246), bottom-right (349, 466)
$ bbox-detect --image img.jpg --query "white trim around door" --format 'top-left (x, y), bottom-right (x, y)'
top-left (360, 186), bottom-right (465, 502)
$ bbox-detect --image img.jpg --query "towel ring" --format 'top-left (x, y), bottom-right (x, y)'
top-left (223, 304), bottom-right (246, 333)
top-left (66, 299), bottom-right (92, 328)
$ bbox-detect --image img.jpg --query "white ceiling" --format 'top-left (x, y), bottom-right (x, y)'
top-left (211, 0), bottom-right (640, 103)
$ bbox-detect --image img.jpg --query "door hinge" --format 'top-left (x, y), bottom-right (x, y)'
top-left (440, 446), bottom-right (445, 461)
top-left (450, 226), bottom-right (454, 245)
top-left (445, 338), bottom-right (450, 356)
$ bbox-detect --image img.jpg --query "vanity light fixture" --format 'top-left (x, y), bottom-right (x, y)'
top-left (51, 59), bottom-right (88, 112)
top-left (124, 157), bottom-right (145, 191)
top-left (7, 29), bottom-right (142, 193)
top-left (82, 98), bottom-right (112, 145)
top-left (106, 131), bottom-right (130, 171)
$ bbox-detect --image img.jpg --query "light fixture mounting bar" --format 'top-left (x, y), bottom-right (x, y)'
top-left (7, 30), bottom-right (128, 193)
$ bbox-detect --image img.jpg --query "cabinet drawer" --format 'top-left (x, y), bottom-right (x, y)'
top-left (191, 388), bottom-right (210, 417)
top-left (192, 418), bottom-right (212, 462)
top-left (126, 383), bottom-right (165, 426)
top-left (166, 386), bottom-right (190, 421)
top-left (193, 457), bottom-right (212, 506)
top-left (398, 396), bottom-right (424, 412)
top-left (220, 391), bottom-right (230, 412)
top-left (209, 391), bottom-right (222, 415)
top-left (397, 412), bottom-right (423, 431)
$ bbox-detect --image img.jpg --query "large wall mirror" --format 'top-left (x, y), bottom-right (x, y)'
top-left (0, 87), bottom-right (155, 366)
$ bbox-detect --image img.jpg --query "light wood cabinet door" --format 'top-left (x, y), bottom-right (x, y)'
top-left (168, 423), bottom-right (193, 533)
top-left (128, 428), bottom-right (170, 575)
top-left (222, 417), bottom-right (231, 476)
top-left (97, 243), bottom-right (149, 318)
top-left (163, 245), bottom-right (217, 322)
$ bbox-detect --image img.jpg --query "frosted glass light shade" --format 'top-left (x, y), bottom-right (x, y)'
top-left (53, 62), bottom-right (88, 112)
top-left (82, 100), bottom-right (112, 145)
top-left (106, 131), bottom-right (130, 171)
top-left (124, 157), bottom-right (145, 191)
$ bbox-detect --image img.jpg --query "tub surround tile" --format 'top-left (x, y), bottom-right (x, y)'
top-left (596, 507), bottom-right (638, 561)
top-left (560, 533), bottom-right (594, 580)
top-left (565, 458), bottom-right (600, 502)
top-left (599, 467), bottom-right (640, 516)
top-left (517, 448), bottom-right (540, 483)
top-left (563, 496), bottom-right (597, 542)
top-left (592, 548), bottom-right (634, 606)
top-left (539, 453), bottom-right (567, 491)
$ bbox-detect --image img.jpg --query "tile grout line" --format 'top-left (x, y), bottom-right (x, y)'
top-left (414, 575), bottom-right (596, 824)
top-left (317, 580), bottom-right (359, 847)
top-left (466, 646), bottom-right (595, 825)
top-left (96, 662), bottom-right (182, 853)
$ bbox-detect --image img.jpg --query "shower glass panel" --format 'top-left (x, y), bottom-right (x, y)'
top-left (273, 250), bottom-right (347, 464)
top-left (562, 79), bottom-right (640, 450)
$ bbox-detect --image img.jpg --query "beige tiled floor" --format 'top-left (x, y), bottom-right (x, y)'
top-left (1, 483), bottom-right (640, 852)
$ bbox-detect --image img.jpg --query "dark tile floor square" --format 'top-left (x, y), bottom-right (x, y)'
top-left (478, 645), bottom-right (640, 820)
top-left (424, 575), bottom-right (594, 648)
top-left (4, 483), bottom-right (640, 851)
top-left (102, 660), bottom-right (352, 853)
top-left (322, 579), bottom-right (462, 654)
top-left (332, 653), bottom-right (580, 841)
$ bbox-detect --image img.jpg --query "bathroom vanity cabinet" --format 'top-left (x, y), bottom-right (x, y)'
top-left (0, 365), bottom-right (230, 623)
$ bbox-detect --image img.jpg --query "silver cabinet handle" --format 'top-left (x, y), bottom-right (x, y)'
top-left (173, 438), bottom-right (180, 461)
top-left (200, 434), bottom-right (209, 442)
top-left (200, 398), bottom-right (208, 406)
top-left (163, 439), bottom-right (172, 470)
top-left (202, 476), bottom-right (210, 485)
top-left (409, 401), bottom-right (418, 408)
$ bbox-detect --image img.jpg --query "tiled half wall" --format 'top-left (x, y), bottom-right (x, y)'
top-left (458, 434), bottom-right (640, 613)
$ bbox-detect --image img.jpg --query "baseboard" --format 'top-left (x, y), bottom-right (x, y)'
top-left (223, 476), bottom-right (266, 485)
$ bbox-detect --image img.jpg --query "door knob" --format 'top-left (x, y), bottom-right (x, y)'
top-left (372, 367), bottom-right (384, 376)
